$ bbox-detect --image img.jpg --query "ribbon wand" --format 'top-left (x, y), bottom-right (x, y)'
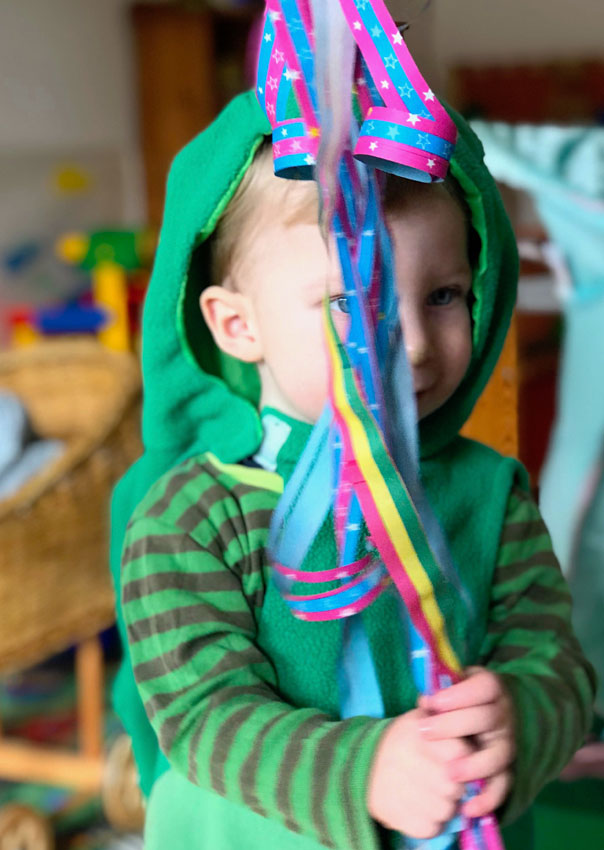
top-left (260, 2), bottom-right (505, 847)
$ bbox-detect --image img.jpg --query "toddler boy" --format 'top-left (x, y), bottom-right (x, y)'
top-left (114, 92), bottom-right (595, 850)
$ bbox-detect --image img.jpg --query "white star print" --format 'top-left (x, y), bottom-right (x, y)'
top-left (384, 54), bottom-right (396, 69)
top-left (407, 113), bottom-right (420, 125)
top-left (398, 83), bottom-right (413, 99)
top-left (264, 33), bottom-right (272, 43)
top-left (427, 158), bottom-right (436, 168)
top-left (356, 0), bottom-right (368, 9)
top-left (281, 128), bottom-right (288, 137)
top-left (371, 25), bottom-right (381, 38)
top-left (369, 142), bottom-right (378, 151)
top-left (392, 31), bottom-right (404, 45)
top-left (258, 87), bottom-right (264, 95)
top-left (412, 647), bottom-right (429, 659)
top-left (353, 20), bottom-right (362, 30)
top-left (284, 68), bottom-right (301, 82)
top-left (291, 140), bottom-right (302, 152)
top-left (268, 76), bottom-right (278, 91)
top-left (424, 89), bottom-right (435, 101)
top-left (380, 80), bottom-right (389, 90)
top-left (274, 49), bottom-right (284, 64)
top-left (268, 9), bottom-right (281, 22)
top-left (416, 133), bottom-right (429, 149)
top-left (387, 125), bottom-right (399, 139)
top-left (304, 154), bottom-right (315, 165)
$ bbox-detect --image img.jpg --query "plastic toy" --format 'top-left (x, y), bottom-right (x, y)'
top-left (56, 229), bottom-right (154, 352)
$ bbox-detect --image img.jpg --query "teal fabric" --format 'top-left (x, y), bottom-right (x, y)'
top-left (470, 121), bottom-right (604, 713)
top-left (144, 768), bottom-right (341, 850)
top-left (469, 122), bottom-right (604, 300)
top-left (110, 91), bottom-right (519, 802)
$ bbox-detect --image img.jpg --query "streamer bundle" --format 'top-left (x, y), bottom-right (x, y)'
top-left (259, 2), bottom-right (504, 848)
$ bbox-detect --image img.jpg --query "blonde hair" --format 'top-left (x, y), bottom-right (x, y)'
top-left (211, 139), bottom-right (318, 288)
top-left (211, 141), bottom-right (479, 287)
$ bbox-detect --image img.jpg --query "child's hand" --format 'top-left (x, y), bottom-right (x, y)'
top-left (559, 741), bottom-right (604, 781)
top-left (367, 709), bottom-right (471, 838)
top-left (418, 668), bottom-right (515, 819)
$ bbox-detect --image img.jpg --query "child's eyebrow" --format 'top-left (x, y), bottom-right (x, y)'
top-left (304, 273), bottom-right (342, 297)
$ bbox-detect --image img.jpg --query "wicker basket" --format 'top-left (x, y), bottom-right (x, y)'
top-left (0, 339), bottom-right (142, 674)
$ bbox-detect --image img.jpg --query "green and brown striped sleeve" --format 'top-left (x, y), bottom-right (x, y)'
top-left (479, 487), bottom-right (596, 822)
top-left (121, 456), bottom-right (389, 850)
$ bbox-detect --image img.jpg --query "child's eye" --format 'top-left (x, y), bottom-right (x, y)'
top-left (427, 286), bottom-right (461, 307)
top-left (329, 295), bottom-right (351, 314)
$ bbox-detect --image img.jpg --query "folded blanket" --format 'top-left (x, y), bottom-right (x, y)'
top-left (0, 392), bottom-right (64, 500)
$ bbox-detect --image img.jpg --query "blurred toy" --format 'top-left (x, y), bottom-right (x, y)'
top-left (56, 230), bottom-right (154, 353)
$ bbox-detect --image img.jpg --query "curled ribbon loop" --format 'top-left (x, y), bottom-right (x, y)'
top-left (257, 0), bottom-right (458, 182)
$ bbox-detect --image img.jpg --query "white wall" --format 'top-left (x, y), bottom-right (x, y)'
top-left (434, 0), bottom-right (604, 67)
top-left (0, 0), bottom-right (601, 216)
top-left (398, 0), bottom-right (604, 94)
top-left (0, 0), bottom-right (143, 220)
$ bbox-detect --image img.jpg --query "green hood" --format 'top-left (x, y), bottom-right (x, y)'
top-left (110, 89), bottom-right (518, 793)
top-left (140, 89), bottom-right (518, 463)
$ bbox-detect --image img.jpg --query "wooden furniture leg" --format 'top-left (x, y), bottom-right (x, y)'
top-left (76, 636), bottom-right (104, 760)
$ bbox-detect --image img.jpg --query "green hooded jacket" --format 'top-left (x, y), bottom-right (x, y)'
top-left (110, 91), bottom-right (594, 849)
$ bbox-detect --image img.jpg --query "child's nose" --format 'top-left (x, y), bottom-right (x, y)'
top-left (401, 312), bottom-right (431, 367)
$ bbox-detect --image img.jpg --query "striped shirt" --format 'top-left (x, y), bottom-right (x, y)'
top-left (121, 454), bottom-right (595, 848)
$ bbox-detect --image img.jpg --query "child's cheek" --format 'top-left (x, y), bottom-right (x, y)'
top-left (332, 312), bottom-right (351, 342)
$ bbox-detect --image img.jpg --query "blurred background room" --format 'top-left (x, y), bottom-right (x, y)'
top-left (0, 1), bottom-right (602, 848)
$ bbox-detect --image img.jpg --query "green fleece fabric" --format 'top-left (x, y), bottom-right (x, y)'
top-left (109, 89), bottom-right (519, 795)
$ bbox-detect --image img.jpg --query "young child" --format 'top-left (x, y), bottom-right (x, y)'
top-left (111, 91), bottom-right (595, 850)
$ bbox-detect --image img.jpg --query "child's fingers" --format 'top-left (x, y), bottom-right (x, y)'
top-left (460, 771), bottom-right (511, 819)
top-left (447, 736), bottom-right (513, 783)
top-left (420, 669), bottom-right (502, 713)
top-left (420, 703), bottom-right (503, 740)
top-left (426, 734), bottom-right (474, 765)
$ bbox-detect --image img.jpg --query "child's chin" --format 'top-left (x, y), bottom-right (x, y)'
top-left (415, 391), bottom-right (441, 421)
top-left (415, 391), bottom-right (430, 418)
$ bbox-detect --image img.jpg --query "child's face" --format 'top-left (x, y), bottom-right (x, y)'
top-left (209, 185), bottom-right (473, 424)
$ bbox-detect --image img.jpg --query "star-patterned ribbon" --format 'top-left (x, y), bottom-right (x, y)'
top-left (259, 2), bottom-right (503, 849)
top-left (256, 0), bottom-right (457, 181)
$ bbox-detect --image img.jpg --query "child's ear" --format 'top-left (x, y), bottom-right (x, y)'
top-left (200, 285), bottom-right (263, 363)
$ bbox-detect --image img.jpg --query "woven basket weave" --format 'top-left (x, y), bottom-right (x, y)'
top-left (0, 339), bottom-right (142, 674)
